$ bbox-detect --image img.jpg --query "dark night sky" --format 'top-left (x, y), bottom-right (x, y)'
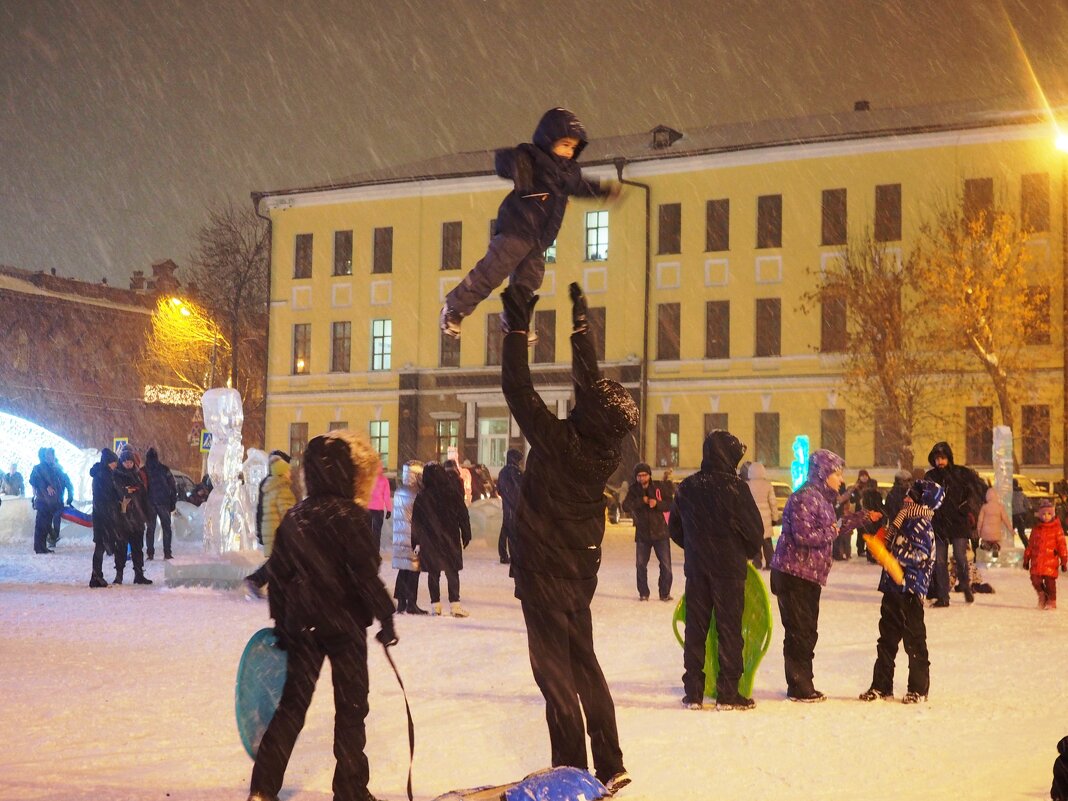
top-left (2, 0), bottom-right (1067, 286)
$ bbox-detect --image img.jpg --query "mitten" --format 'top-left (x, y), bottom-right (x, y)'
top-left (568, 282), bottom-right (589, 333)
top-left (375, 618), bottom-right (398, 647)
top-left (1022, 559), bottom-right (1030, 570)
top-left (272, 627), bottom-right (289, 652)
top-left (1061, 563), bottom-right (1066, 573)
top-left (500, 285), bottom-right (538, 334)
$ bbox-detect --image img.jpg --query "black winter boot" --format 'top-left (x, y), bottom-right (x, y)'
top-left (89, 574), bottom-right (109, 588)
top-left (114, 570), bottom-right (124, 585)
top-left (133, 573), bottom-right (154, 585)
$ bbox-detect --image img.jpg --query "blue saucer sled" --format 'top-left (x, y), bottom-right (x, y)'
top-left (235, 627), bottom-right (288, 760)
top-left (672, 562), bottom-right (773, 700)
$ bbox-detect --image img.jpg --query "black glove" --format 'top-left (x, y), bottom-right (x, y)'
top-left (568, 282), bottom-right (589, 333)
top-left (500, 285), bottom-right (538, 335)
top-left (1061, 563), bottom-right (1066, 573)
top-left (272, 627), bottom-right (289, 652)
top-left (463, 535), bottom-right (471, 549)
top-left (385, 510), bottom-right (392, 519)
top-left (375, 618), bottom-right (398, 647)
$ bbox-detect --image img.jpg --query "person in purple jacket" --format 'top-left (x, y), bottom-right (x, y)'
top-left (770, 449), bottom-right (882, 702)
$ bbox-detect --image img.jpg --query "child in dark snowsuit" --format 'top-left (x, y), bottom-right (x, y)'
top-left (440, 108), bottom-right (618, 341)
top-left (1023, 498), bottom-right (1068, 610)
top-left (859, 479), bottom-right (943, 704)
top-left (248, 431), bottom-right (397, 801)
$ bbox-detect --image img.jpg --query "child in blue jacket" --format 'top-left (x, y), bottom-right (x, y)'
top-left (859, 478), bottom-right (943, 705)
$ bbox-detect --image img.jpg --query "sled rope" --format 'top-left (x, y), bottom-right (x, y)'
top-left (383, 643), bottom-right (415, 801)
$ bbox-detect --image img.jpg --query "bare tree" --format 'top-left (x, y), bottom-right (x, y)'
top-left (141, 295), bottom-right (230, 394)
top-left (800, 232), bottom-right (941, 470)
top-left (913, 197), bottom-right (1045, 464)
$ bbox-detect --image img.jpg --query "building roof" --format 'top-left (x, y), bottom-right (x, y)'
top-left (253, 94), bottom-right (1068, 201)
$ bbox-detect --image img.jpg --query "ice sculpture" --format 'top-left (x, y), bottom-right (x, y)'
top-left (790, 435), bottom-right (810, 490)
top-left (992, 426), bottom-right (1014, 555)
top-left (201, 388), bottom-right (247, 555)
top-left (241, 448), bottom-right (269, 551)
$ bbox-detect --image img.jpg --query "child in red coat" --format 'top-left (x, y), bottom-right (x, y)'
top-left (1023, 498), bottom-right (1068, 609)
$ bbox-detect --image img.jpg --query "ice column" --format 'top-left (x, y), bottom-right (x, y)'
top-left (992, 425), bottom-right (1014, 560)
top-left (202, 388), bottom-right (246, 555)
top-left (241, 448), bottom-right (269, 551)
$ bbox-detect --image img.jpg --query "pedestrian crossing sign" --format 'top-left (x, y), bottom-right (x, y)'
top-left (113, 437), bottom-right (129, 453)
top-left (200, 430), bottom-right (213, 453)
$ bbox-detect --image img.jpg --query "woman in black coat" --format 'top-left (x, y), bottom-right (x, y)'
top-left (89, 448), bottom-right (121, 588)
top-left (411, 462), bottom-right (472, 617)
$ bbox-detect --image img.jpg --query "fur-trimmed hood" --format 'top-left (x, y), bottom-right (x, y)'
top-left (301, 429), bottom-right (380, 506)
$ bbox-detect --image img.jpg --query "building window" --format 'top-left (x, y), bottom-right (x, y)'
top-left (1022, 405), bottom-right (1050, 465)
top-left (873, 408), bottom-right (904, 467)
top-left (964, 177), bottom-right (994, 233)
top-left (756, 195), bottom-right (782, 249)
top-left (874, 184), bottom-right (902, 242)
top-left (1026, 285), bottom-right (1051, 345)
top-left (821, 188), bottom-right (847, 246)
top-left (965, 406), bottom-right (993, 465)
top-left (586, 210), bottom-right (609, 261)
top-left (820, 409), bottom-right (846, 458)
top-left (820, 293), bottom-right (847, 352)
top-left (294, 233), bottom-right (313, 279)
top-left (755, 298), bottom-right (781, 357)
top-left (373, 226), bottom-right (393, 274)
top-left (588, 307), bottom-right (606, 361)
top-left (333, 230), bottom-right (353, 276)
top-left (486, 317), bottom-right (504, 366)
top-left (655, 414), bottom-right (679, 468)
top-left (436, 419), bottom-right (459, 462)
top-left (705, 198), bottom-right (730, 252)
top-left (657, 302), bottom-right (681, 361)
top-left (705, 300), bottom-right (730, 359)
top-left (331, 321), bottom-right (351, 373)
top-left (754, 412), bottom-right (780, 467)
top-left (369, 420), bottom-right (390, 469)
top-left (292, 323), bottom-right (310, 374)
top-left (440, 330), bottom-right (460, 368)
top-left (533, 309), bottom-right (556, 364)
top-left (328, 420), bottom-right (348, 432)
top-left (658, 202), bottom-right (681, 255)
top-left (289, 422), bottom-right (309, 463)
top-left (544, 239), bottom-right (557, 263)
top-left (441, 221), bottom-right (462, 270)
top-left (1022, 173), bottom-right (1051, 232)
top-left (704, 413), bottom-right (728, 435)
top-left (370, 319), bottom-right (391, 371)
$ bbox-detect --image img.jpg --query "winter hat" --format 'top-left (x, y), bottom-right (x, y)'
top-left (118, 445), bottom-right (135, 462)
top-left (807, 449), bottom-right (845, 485)
top-left (908, 479), bottom-right (945, 510)
top-left (571, 379), bottom-right (640, 443)
top-left (1037, 497), bottom-right (1055, 511)
top-left (633, 462), bottom-right (653, 478)
top-left (100, 448), bottom-right (119, 465)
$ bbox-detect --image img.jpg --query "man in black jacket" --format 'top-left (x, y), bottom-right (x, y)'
top-left (496, 447), bottom-right (524, 564)
top-left (925, 441), bottom-right (984, 606)
top-left (143, 447), bottom-right (178, 560)
top-left (622, 462), bottom-right (673, 601)
top-left (500, 282), bottom-right (638, 796)
top-left (669, 430), bottom-right (764, 710)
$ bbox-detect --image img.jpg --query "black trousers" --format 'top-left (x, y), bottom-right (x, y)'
top-left (635, 538), bottom-right (672, 600)
top-left (33, 506), bottom-right (53, 553)
top-left (870, 591), bottom-right (929, 695)
top-left (145, 502), bottom-right (173, 557)
top-left (682, 572), bottom-right (746, 701)
top-left (251, 631), bottom-right (371, 801)
top-left (393, 568), bottom-right (420, 609)
top-left (369, 510), bottom-right (385, 551)
top-left (91, 539), bottom-right (107, 578)
top-left (770, 569), bottom-right (822, 697)
top-left (498, 521), bottom-right (514, 562)
top-left (427, 569), bottom-right (460, 603)
top-left (752, 537), bottom-right (774, 569)
top-left (114, 523), bottom-right (145, 576)
top-left (520, 601), bottom-right (624, 783)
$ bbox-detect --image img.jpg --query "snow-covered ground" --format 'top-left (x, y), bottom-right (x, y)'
top-left (1, 519), bottom-right (1064, 801)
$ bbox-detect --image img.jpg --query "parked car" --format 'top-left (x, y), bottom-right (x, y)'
top-left (171, 470), bottom-right (197, 503)
top-left (977, 471), bottom-right (1056, 527)
top-left (771, 481), bottom-right (792, 525)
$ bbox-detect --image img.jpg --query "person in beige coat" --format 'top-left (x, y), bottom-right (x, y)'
top-left (746, 462), bottom-right (777, 569)
top-left (976, 486), bottom-right (1011, 558)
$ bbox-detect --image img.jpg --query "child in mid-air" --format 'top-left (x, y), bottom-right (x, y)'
top-left (439, 108), bottom-right (619, 342)
top-left (1023, 498), bottom-right (1068, 610)
top-left (859, 478), bottom-right (943, 705)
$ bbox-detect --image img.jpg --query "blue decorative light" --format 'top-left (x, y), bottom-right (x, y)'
top-left (790, 435), bottom-right (810, 491)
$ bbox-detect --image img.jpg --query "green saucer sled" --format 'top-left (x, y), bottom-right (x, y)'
top-left (672, 563), bottom-right (773, 700)
top-left (235, 627), bottom-right (288, 759)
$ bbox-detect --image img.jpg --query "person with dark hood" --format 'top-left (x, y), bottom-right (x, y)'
top-left (496, 448), bottom-right (524, 564)
top-left (411, 461), bottom-right (473, 617)
top-left (29, 447), bottom-right (61, 554)
top-left (669, 430), bottom-right (764, 710)
top-left (248, 430), bottom-right (397, 801)
top-left (45, 449), bottom-right (74, 549)
top-left (924, 441), bottom-right (985, 607)
top-left (622, 462), bottom-right (673, 602)
top-left (88, 448), bottom-right (121, 588)
top-left (391, 460), bottom-right (428, 615)
top-left (439, 107), bottom-right (619, 342)
top-left (112, 445), bottom-right (152, 585)
top-left (770, 449), bottom-right (882, 702)
top-left (143, 447), bottom-right (178, 560)
top-left (499, 281), bottom-right (638, 795)
top-left (1051, 735), bottom-right (1068, 801)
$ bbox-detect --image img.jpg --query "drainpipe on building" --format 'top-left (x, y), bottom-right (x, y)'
top-left (614, 159), bottom-right (651, 461)
top-left (252, 192), bottom-right (273, 451)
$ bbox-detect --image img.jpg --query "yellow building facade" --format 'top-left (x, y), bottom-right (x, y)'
top-left (256, 104), bottom-right (1067, 485)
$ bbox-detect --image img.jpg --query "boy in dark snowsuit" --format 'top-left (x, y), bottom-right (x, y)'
top-left (859, 479), bottom-right (943, 704)
top-left (248, 430), bottom-right (397, 801)
top-left (500, 282), bottom-right (638, 795)
top-left (668, 431), bottom-right (764, 710)
top-left (440, 108), bottom-right (618, 341)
